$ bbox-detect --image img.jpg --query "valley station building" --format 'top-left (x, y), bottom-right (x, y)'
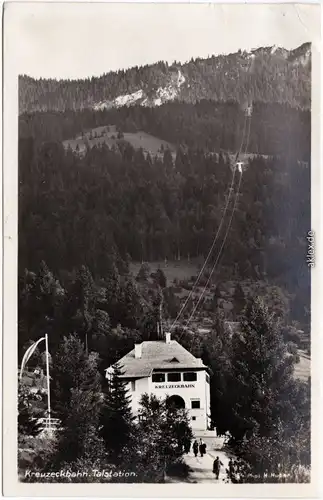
top-left (105, 332), bottom-right (211, 430)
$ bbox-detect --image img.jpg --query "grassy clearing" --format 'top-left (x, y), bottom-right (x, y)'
top-left (130, 260), bottom-right (201, 283)
top-left (63, 126), bottom-right (275, 165)
top-left (63, 125), bottom-right (176, 160)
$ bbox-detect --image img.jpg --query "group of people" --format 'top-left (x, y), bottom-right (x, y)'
top-left (183, 438), bottom-right (207, 457)
top-left (213, 457), bottom-right (236, 481)
top-left (192, 438), bottom-right (207, 457)
top-left (184, 437), bottom-right (236, 481)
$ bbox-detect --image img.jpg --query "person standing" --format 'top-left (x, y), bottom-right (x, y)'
top-left (228, 458), bottom-right (235, 481)
top-left (193, 439), bottom-right (198, 457)
top-left (184, 437), bottom-right (191, 454)
top-left (201, 441), bottom-right (207, 456)
top-left (199, 439), bottom-right (204, 457)
top-left (212, 456), bottom-right (224, 480)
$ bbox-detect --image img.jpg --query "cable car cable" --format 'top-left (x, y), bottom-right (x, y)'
top-left (170, 166), bottom-right (238, 331)
top-left (185, 171), bottom-right (243, 326)
top-left (170, 97), bottom-right (250, 332)
top-left (185, 112), bottom-right (251, 327)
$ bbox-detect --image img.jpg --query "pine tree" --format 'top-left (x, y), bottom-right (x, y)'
top-left (70, 265), bottom-right (97, 352)
top-left (211, 284), bottom-right (222, 310)
top-left (53, 386), bottom-right (105, 466)
top-left (141, 289), bottom-right (163, 340)
top-left (18, 263), bottom-right (65, 355)
top-left (233, 282), bottom-right (246, 318)
top-left (136, 262), bottom-right (151, 282)
top-left (126, 393), bottom-right (193, 482)
top-left (228, 379), bottom-right (310, 482)
top-left (100, 363), bottom-right (135, 462)
top-left (51, 334), bottom-right (102, 425)
top-left (90, 309), bottom-right (113, 370)
top-left (163, 149), bottom-right (173, 170)
top-left (119, 279), bottom-right (142, 328)
top-left (230, 419), bottom-right (310, 483)
top-left (201, 312), bottom-right (235, 434)
top-left (116, 251), bottom-right (130, 275)
top-left (163, 287), bottom-right (180, 320)
top-left (49, 338), bottom-right (104, 467)
top-left (106, 258), bottom-right (120, 291)
top-left (155, 268), bottom-right (167, 288)
top-left (141, 307), bottom-right (158, 341)
top-left (229, 296), bottom-right (300, 441)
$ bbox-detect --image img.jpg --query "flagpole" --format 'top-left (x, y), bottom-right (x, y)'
top-left (45, 333), bottom-right (51, 431)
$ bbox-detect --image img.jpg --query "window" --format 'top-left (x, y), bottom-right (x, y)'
top-left (183, 372), bottom-right (197, 382)
top-left (167, 372), bottom-right (181, 382)
top-left (131, 380), bottom-right (136, 392)
top-left (191, 399), bottom-right (200, 409)
top-left (192, 416), bottom-right (196, 421)
top-left (206, 373), bottom-right (210, 384)
top-left (152, 373), bottom-right (165, 383)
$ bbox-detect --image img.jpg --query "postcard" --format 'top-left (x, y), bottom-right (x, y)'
top-left (2, 2), bottom-right (321, 497)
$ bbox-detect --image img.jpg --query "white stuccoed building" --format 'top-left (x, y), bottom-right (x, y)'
top-left (105, 332), bottom-right (211, 430)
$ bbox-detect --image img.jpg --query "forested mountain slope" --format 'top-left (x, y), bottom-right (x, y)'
top-left (19, 100), bottom-right (310, 161)
top-left (19, 43), bottom-right (311, 113)
top-left (18, 43), bottom-right (311, 341)
top-left (19, 135), bottom-right (310, 328)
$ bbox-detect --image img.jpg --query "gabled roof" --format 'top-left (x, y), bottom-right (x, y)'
top-left (107, 340), bottom-right (208, 378)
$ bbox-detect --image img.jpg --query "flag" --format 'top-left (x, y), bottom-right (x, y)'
top-left (20, 337), bottom-right (45, 379)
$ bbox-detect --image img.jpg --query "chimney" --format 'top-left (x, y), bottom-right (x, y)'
top-left (134, 343), bottom-right (142, 359)
top-left (165, 332), bottom-right (171, 344)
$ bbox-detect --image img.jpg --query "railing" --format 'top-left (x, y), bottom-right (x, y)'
top-left (37, 417), bottom-right (61, 433)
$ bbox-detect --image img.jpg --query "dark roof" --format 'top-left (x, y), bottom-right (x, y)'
top-left (107, 340), bottom-right (208, 378)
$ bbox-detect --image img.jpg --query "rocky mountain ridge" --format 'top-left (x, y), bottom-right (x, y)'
top-left (94, 70), bottom-right (186, 110)
top-left (19, 42), bottom-right (311, 114)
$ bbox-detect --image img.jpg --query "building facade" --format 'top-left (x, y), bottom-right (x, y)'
top-left (105, 332), bottom-right (211, 430)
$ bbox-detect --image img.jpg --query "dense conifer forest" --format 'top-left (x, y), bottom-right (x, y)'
top-left (18, 42), bottom-right (311, 483)
top-left (20, 100), bottom-right (310, 159)
top-left (19, 99), bottom-right (311, 331)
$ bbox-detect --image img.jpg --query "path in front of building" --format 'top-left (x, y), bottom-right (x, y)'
top-left (182, 433), bottom-right (233, 484)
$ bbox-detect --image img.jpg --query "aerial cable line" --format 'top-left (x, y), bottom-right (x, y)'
top-left (235, 112), bottom-right (247, 161)
top-left (170, 110), bottom-right (249, 331)
top-left (243, 114), bottom-right (252, 157)
top-left (170, 165), bottom-right (237, 331)
top-left (186, 170), bottom-right (243, 327)
top-left (178, 65), bottom-right (254, 335)
top-left (185, 112), bottom-right (252, 327)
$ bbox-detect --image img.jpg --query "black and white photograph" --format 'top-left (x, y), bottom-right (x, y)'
top-left (2, 1), bottom-right (321, 495)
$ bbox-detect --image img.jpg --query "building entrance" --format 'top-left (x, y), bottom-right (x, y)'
top-left (166, 394), bottom-right (185, 409)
